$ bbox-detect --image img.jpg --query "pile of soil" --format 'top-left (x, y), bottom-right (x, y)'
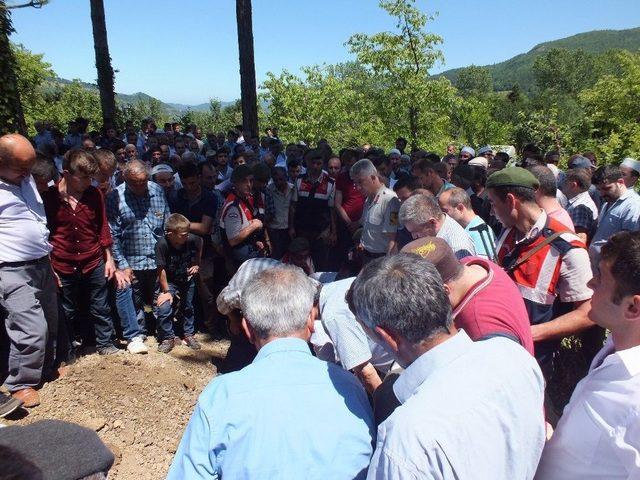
top-left (3, 335), bottom-right (229, 479)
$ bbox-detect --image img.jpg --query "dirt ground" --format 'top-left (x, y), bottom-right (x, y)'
top-left (2, 334), bottom-right (229, 479)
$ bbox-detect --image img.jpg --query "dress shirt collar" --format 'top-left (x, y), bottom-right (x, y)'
top-left (393, 330), bottom-right (472, 404)
top-left (253, 337), bottom-right (311, 363)
top-left (592, 336), bottom-right (640, 377)
top-left (567, 190), bottom-right (590, 207)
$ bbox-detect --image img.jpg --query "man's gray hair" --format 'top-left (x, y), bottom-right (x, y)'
top-left (348, 253), bottom-right (452, 344)
top-left (123, 159), bottom-right (150, 178)
top-left (181, 151), bottom-right (197, 163)
top-left (441, 187), bottom-right (472, 210)
top-left (241, 265), bottom-right (316, 339)
top-left (350, 158), bottom-right (377, 179)
top-left (398, 193), bottom-right (442, 226)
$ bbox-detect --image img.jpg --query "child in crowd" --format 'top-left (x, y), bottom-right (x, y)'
top-left (31, 155), bottom-right (57, 194)
top-left (92, 148), bottom-right (117, 196)
top-left (155, 213), bottom-right (203, 353)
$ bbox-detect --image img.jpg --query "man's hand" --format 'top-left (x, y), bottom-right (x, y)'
top-left (114, 268), bottom-right (134, 290)
top-left (255, 241), bottom-right (265, 251)
top-left (52, 269), bottom-right (62, 289)
top-left (156, 292), bottom-right (173, 307)
top-left (251, 219), bottom-right (263, 231)
top-left (187, 265), bottom-right (199, 276)
top-left (104, 258), bottom-right (117, 280)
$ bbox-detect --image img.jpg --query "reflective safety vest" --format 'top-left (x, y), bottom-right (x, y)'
top-left (496, 215), bottom-right (586, 363)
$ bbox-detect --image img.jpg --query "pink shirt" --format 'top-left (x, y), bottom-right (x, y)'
top-left (454, 257), bottom-right (535, 356)
top-left (546, 206), bottom-right (575, 232)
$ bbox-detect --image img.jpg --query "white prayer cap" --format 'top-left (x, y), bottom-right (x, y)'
top-left (468, 156), bottom-right (488, 169)
top-left (621, 157), bottom-right (640, 174)
top-left (388, 148), bottom-right (401, 156)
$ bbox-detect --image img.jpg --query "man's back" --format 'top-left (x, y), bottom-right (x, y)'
top-left (169, 337), bottom-right (374, 479)
top-left (437, 214), bottom-right (476, 260)
top-left (369, 332), bottom-right (545, 479)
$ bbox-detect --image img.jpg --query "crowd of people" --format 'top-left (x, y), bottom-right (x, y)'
top-left (1, 116), bottom-right (639, 479)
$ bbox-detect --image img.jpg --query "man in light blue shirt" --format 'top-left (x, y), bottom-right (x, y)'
top-left (347, 254), bottom-right (545, 479)
top-left (439, 187), bottom-right (497, 259)
top-left (168, 265), bottom-right (374, 479)
top-left (589, 165), bottom-right (640, 271)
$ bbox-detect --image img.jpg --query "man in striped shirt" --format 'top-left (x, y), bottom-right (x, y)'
top-left (399, 193), bottom-right (476, 260)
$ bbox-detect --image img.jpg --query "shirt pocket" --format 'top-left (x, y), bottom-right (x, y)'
top-left (367, 206), bottom-right (383, 226)
top-left (146, 211), bottom-right (165, 237)
top-left (559, 401), bottom-right (604, 463)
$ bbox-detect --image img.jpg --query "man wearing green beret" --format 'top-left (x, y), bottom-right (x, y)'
top-left (220, 165), bottom-right (271, 269)
top-left (486, 167), bottom-right (594, 388)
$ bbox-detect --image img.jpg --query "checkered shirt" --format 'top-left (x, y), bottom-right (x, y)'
top-left (106, 181), bottom-right (170, 270)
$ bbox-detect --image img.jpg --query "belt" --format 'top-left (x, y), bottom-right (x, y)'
top-left (0, 255), bottom-right (49, 269)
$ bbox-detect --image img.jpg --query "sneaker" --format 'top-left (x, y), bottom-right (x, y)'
top-left (158, 338), bottom-right (175, 354)
top-left (126, 336), bottom-right (149, 354)
top-left (97, 345), bottom-right (120, 355)
top-left (0, 392), bottom-right (23, 417)
top-left (184, 335), bottom-right (201, 351)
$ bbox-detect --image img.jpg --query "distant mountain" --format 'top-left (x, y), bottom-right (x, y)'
top-left (54, 77), bottom-right (234, 113)
top-left (437, 27), bottom-right (640, 92)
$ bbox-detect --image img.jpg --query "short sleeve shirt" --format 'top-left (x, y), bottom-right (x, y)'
top-left (220, 195), bottom-right (253, 242)
top-left (334, 171), bottom-right (365, 222)
top-left (455, 257), bottom-right (535, 355)
top-left (155, 234), bottom-right (202, 284)
top-left (360, 186), bottom-right (400, 254)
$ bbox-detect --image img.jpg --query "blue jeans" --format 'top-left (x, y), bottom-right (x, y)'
top-left (59, 261), bottom-right (115, 349)
top-left (154, 279), bottom-right (196, 341)
top-left (114, 285), bottom-right (142, 340)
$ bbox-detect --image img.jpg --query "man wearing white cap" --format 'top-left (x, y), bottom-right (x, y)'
top-left (477, 146), bottom-right (494, 161)
top-left (468, 156), bottom-right (488, 169)
top-left (459, 146), bottom-right (475, 163)
top-left (620, 157), bottom-right (640, 190)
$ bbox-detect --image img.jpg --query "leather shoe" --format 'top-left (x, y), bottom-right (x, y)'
top-left (12, 387), bottom-right (40, 408)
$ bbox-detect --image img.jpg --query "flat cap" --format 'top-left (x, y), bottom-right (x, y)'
top-left (486, 166), bottom-right (539, 190)
top-left (400, 237), bottom-right (462, 283)
top-left (231, 164), bottom-right (253, 183)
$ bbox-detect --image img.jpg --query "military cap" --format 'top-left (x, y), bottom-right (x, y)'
top-left (486, 167), bottom-right (539, 190)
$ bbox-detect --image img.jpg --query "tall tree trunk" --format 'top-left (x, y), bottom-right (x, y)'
top-left (236, 0), bottom-right (258, 138)
top-left (89, 0), bottom-right (116, 126)
top-left (0, 1), bottom-right (27, 135)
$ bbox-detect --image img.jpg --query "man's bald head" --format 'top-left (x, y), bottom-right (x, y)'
top-left (0, 134), bottom-right (37, 185)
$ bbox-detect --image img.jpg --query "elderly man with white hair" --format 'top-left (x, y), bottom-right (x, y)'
top-left (351, 159), bottom-right (400, 262)
top-left (170, 265), bottom-right (374, 479)
top-left (399, 193), bottom-right (476, 260)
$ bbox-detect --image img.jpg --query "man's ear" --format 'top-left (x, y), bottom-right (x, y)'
top-left (625, 295), bottom-right (640, 322)
top-left (375, 325), bottom-right (400, 354)
top-left (241, 317), bottom-right (256, 345)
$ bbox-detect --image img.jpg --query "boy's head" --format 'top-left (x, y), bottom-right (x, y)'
top-left (165, 213), bottom-right (190, 247)
top-left (93, 148), bottom-right (117, 194)
top-left (62, 148), bottom-right (100, 194)
top-left (32, 154), bottom-right (57, 193)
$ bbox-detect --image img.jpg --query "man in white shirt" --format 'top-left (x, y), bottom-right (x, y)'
top-left (348, 253), bottom-right (545, 479)
top-left (0, 134), bottom-right (59, 409)
top-left (351, 159), bottom-right (400, 262)
top-left (399, 193), bottom-right (476, 259)
top-left (536, 230), bottom-right (640, 479)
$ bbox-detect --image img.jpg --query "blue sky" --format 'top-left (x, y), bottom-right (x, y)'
top-left (9, 0), bottom-right (640, 105)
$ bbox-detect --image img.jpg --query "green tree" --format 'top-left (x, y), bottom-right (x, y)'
top-left (455, 65), bottom-right (493, 97)
top-left (579, 51), bottom-right (640, 161)
top-left (533, 48), bottom-right (595, 95)
top-left (346, 0), bottom-right (444, 149)
top-left (0, 1), bottom-right (27, 134)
